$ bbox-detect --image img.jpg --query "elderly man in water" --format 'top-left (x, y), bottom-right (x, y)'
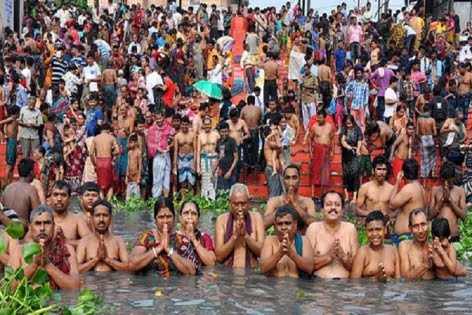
top-left (306, 191), bottom-right (359, 279)
top-left (215, 183), bottom-right (265, 269)
top-left (398, 209), bottom-right (434, 280)
top-left (351, 211), bottom-right (400, 281)
top-left (260, 205), bottom-right (313, 278)
top-left (23, 205), bottom-right (80, 290)
top-left (76, 200), bottom-right (129, 272)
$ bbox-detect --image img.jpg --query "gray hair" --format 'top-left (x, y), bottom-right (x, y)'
top-left (30, 205), bottom-right (55, 222)
top-left (229, 183), bottom-right (249, 199)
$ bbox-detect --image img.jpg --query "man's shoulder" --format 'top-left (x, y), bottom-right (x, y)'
top-left (341, 221), bottom-right (356, 231)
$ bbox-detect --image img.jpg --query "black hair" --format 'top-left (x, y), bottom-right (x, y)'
top-left (408, 208), bottom-right (426, 227)
top-left (247, 95), bottom-right (255, 105)
top-left (91, 199), bottom-right (113, 216)
top-left (52, 180), bottom-right (72, 196)
top-left (180, 200), bottom-right (201, 217)
top-left (283, 164), bottom-right (300, 177)
top-left (275, 205), bottom-right (299, 221)
top-left (439, 161), bottom-right (455, 180)
top-left (153, 197), bottom-right (175, 219)
top-left (128, 134), bottom-right (138, 143)
top-left (365, 210), bottom-right (385, 226)
top-left (372, 155), bottom-right (388, 170)
top-left (317, 108), bottom-right (327, 117)
top-left (181, 116), bottom-right (190, 124)
top-left (365, 121), bottom-right (380, 137)
top-left (218, 121), bottom-right (229, 130)
top-left (402, 158), bottom-right (419, 180)
top-left (79, 182), bottom-right (100, 194)
top-left (321, 190), bottom-right (345, 209)
top-left (432, 217), bottom-right (451, 238)
top-left (18, 158), bottom-right (35, 178)
top-left (229, 107), bottom-right (239, 118)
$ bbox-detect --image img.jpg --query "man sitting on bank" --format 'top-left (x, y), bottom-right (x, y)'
top-left (76, 200), bottom-right (129, 272)
top-left (215, 183), bottom-right (265, 269)
top-left (24, 205), bottom-right (80, 289)
top-left (306, 191), bottom-right (359, 279)
top-left (260, 205), bottom-right (314, 278)
top-left (398, 209), bottom-right (434, 280)
top-left (351, 211), bottom-right (400, 281)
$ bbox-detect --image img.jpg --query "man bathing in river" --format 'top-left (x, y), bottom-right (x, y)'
top-left (351, 211), bottom-right (400, 281)
top-left (215, 183), bottom-right (265, 269)
top-left (399, 209), bottom-right (435, 280)
top-left (76, 200), bottom-right (129, 272)
top-left (389, 159), bottom-right (426, 245)
top-left (306, 191), bottom-right (359, 279)
top-left (355, 155), bottom-right (394, 221)
top-left (260, 205), bottom-right (314, 278)
top-left (24, 205), bottom-right (80, 290)
top-left (263, 164), bottom-right (316, 234)
top-left (77, 182), bottom-right (100, 231)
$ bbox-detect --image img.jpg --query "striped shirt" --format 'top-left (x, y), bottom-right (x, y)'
top-left (51, 57), bottom-right (68, 86)
top-left (70, 55), bottom-right (87, 69)
top-left (345, 80), bottom-right (369, 110)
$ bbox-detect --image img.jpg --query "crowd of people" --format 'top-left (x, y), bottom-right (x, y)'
top-left (0, 0), bottom-right (471, 290)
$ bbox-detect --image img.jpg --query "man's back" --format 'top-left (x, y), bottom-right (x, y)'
top-left (93, 133), bottom-right (115, 157)
top-left (241, 105), bottom-right (261, 130)
top-left (2, 182), bottom-right (40, 226)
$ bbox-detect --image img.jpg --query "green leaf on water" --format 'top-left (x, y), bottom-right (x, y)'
top-left (5, 221), bottom-right (24, 239)
top-left (0, 308), bottom-right (13, 315)
top-left (32, 269), bottom-right (49, 284)
top-left (0, 237), bottom-right (7, 256)
top-left (22, 242), bottom-right (41, 264)
top-left (295, 290), bottom-right (305, 300)
top-left (78, 288), bottom-right (96, 303)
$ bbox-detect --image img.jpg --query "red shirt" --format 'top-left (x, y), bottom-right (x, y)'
top-left (162, 78), bottom-right (175, 108)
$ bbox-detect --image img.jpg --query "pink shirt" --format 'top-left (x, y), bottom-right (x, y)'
top-left (348, 25), bottom-right (363, 44)
top-left (410, 71), bottom-right (427, 97)
top-left (146, 120), bottom-right (175, 158)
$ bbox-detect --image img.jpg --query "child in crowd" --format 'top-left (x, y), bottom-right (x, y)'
top-left (265, 118), bottom-right (282, 176)
top-left (432, 217), bottom-right (468, 281)
top-left (126, 134), bottom-right (142, 200)
top-left (134, 87), bottom-right (148, 116)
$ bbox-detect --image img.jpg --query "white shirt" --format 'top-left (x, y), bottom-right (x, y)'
top-left (54, 9), bottom-right (70, 28)
top-left (21, 68), bottom-right (31, 91)
top-left (146, 71), bottom-right (164, 105)
top-left (128, 42), bottom-right (142, 55)
top-left (459, 44), bottom-right (472, 62)
top-left (384, 87), bottom-right (398, 118)
top-left (404, 24), bottom-right (416, 36)
top-left (83, 63), bottom-right (101, 92)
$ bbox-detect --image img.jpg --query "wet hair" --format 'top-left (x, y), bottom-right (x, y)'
top-left (100, 123), bottom-right (112, 131)
top-left (181, 116), bottom-right (190, 124)
top-left (247, 95), bottom-right (255, 105)
top-left (51, 180), bottom-right (72, 196)
top-left (317, 108), bottom-right (327, 118)
top-left (321, 190), bottom-right (345, 209)
top-left (365, 121), bottom-right (380, 137)
top-left (440, 161), bottom-right (455, 180)
top-left (128, 134), bottom-right (138, 143)
top-left (402, 158), bottom-right (419, 180)
top-left (90, 199), bottom-right (113, 216)
top-left (180, 200), bottom-right (200, 217)
top-left (153, 197), bottom-right (175, 218)
top-left (229, 107), bottom-right (239, 118)
top-left (79, 182), bottom-right (100, 194)
top-left (18, 158), bottom-right (35, 177)
top-left (372, 155), bottom-right (388, 170)
top-left (30, 205), bottom-right (54, 222)
top-left (202, 115), bottom-right (212, 124)
top-left (432, 217), bottom-right (451, 239)
top-left (365, 210), bottom-right (385, 226)
top-left (275, 205), bottom-right (299, 221)
top-left (283, 164), bottom-right (300, 177)
top-left (218, 121), bottom-right (229, 130)
top-left (408, 208), bottom-right (426, 227)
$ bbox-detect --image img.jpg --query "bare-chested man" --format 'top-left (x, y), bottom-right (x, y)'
top-left (90, 123), bottom-right (119, 200)
top-left (356, 155), bottom-right (394, 220)
top-left (76, 200), bottom-right (129, 272)
top-left (398, 209), bottom-right (434, 280)
top-left (0, 105), bottom-right (20, 184)
top-left (101, 64), bottom-right (118, 121)
top-left (306, 191), bottom-right (359, 279)
top-left (241, 95), bottom-right (262, 169)
top-left (174, 116), bottom-right (196, 191)
top-left (264, 164), bottom-right (316, 234)
top-left (114, 85), bottom-right (130, 118)
top-left (429, 161), bottom-right (466, 242)
top-left (317, 58), bottom-right (332, 107)
top-left (414, 87), bottom-right (432, 117)
top-left (115, 104), bottom-right (134, 187)
top-left (351, 211), bottom-right (400, 281)
top-left (215, 184), bottom-right (265, 269)
top-left (192, 102), bottom-right (211, 135)
top-left (196, 116), bottom-right (219, 200)
top-left (77, 182), bottom-right (100, 231)
top-left (49, 181), bottom-right (90, 247)
top-left (416, 103), bottom-right (437, 178)
top-left (227, 107), bottom-right (249, 179)
top-left (260, 205), bottom-right (314, 278)
top-left (1, 158), bottom-right (40, 228)
top-left (389, 159), bottom-right (426, 245)
top-left (389, 122), bottom-right (415, 180)
top-left (263, 118), bottom-right (283, 197)
top-left (365, 120), bottom-right (396, 160)
top-left (308, 109), bottom-right (334, 196)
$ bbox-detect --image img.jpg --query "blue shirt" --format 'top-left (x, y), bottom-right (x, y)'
top-left (311, 31), bottom-right (319, 51)
top-left (16, 85), bottom-right (29, 108)
top-left (86, 107), bottom-right (104, 137)
top-left (345, 80), bottom-right (369, 110)
top-left (333, 48), bottom-right (347, 73)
